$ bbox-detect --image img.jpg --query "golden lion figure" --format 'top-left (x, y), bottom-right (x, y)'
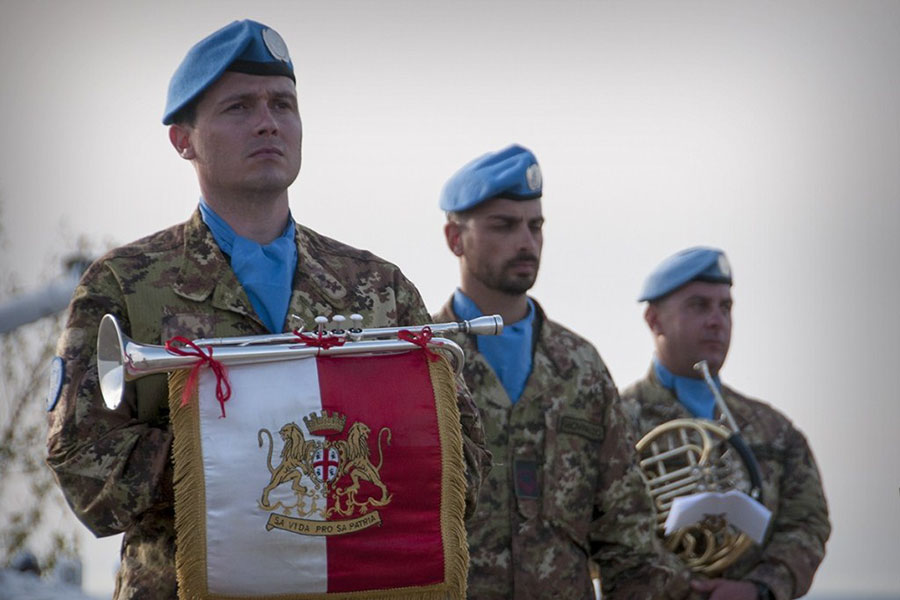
top-left (258, 423), bottom-right (318, 510)
top-left (330, 422), bottom-right (392, 515)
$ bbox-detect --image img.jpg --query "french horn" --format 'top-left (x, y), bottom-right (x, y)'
top-left (97, 313), bottom-right (502, 410)
top-left (635, 361), bottom-right (763, 576)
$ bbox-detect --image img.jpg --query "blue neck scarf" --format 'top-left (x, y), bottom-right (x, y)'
top-left (199, 201), bottom-right (297, 333)
top-left (653, 356), bottom-right (720, 419)
top-left (453, 289), bottom-right (535, 404)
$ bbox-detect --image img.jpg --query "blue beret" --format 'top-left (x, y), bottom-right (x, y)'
top-left (440, 144), bottom-right (543, 212)
top-left (163, 20), bottom-right (295, 125)
top-left (639, 246), bottom-right (733, 302)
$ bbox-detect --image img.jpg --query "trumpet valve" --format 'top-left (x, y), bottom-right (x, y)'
top-left (314, 316), bottom-right (328, 335)
top-left (331, 315), bottom-right (346, 335)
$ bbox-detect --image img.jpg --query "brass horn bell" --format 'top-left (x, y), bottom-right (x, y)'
top-left (635, 418), bottom-right (756, 576)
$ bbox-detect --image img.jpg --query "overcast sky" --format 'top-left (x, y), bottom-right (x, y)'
top-left (1, 1), bottom-right (898, 596)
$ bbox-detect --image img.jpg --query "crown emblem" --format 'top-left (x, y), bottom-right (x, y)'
top-left (303, 411), bottom-right (347, 435)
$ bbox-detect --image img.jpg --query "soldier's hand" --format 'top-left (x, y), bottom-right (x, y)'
top-left (690, 578), bottom-right (757, 600)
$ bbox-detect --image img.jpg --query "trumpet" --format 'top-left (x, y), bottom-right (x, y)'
top-left (634, 360), bottom-right (763, 575)
top-left (189, 313), bottom-right (502, 347)
top-left (97, 313), bottom-right (502, 410)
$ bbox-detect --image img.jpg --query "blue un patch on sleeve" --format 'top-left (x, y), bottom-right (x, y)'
top-left (46, 356), bottom-right (65, 412)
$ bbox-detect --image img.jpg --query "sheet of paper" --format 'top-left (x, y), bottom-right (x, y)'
top-left (664, 489), bottom-right (772, 544)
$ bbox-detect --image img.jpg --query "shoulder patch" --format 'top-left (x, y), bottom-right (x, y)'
top-left (46, 356), bottom-right (65, 412)
top-left (558, 415), bottom-right (603, 442)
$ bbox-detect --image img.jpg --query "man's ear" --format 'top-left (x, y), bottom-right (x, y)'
top-left (169, 124), bottom-right (196, 160)
top-left (644, 303), bottom-right (662, 335)
top-left (444, 220), bottom-right (464, 257)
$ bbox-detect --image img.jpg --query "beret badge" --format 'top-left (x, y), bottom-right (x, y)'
top-left (262, 28), bottom-right (290, 62)
top-left (526, 164), bottom-right (542, 193)
top-left (717, 254), bottom-right (732, 278)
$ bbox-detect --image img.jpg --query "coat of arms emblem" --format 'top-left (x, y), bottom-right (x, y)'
top-left (257, 411), bottom-right (393, 536)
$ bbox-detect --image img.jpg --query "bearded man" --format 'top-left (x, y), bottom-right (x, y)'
top-left (433, 144), bottom-right (689, 599)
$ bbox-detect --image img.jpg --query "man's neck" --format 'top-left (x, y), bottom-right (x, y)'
top-left (202, 191), bottom-right (291, 244)
top-left (459, 280), bottom-right (530, 325)
top-left (654, 352), bottom-right (717, 379)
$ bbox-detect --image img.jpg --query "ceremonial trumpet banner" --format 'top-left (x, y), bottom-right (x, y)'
top-left (98, 314), bottom-right (502, 600)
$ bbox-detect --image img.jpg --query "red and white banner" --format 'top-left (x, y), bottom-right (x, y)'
top-left (169, 350), bottom-right (466, 600)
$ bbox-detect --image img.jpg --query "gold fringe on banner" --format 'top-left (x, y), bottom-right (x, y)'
top-left (168, 368), bottom-right (210, 600)
top-left (167, 353), bottom-right (468, 600)
top-left (428, 356), bottom-right (469, 600)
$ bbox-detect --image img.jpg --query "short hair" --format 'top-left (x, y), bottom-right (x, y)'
top-left (169, 96), bottom-right (200, 127)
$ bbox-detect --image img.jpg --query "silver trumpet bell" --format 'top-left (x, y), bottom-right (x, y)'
top-left (97, 313), bottom-right (502, 410)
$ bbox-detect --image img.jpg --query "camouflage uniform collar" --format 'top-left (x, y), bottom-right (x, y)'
top-left (641, 367), bottom-right (692, 423)
top-left (172, 209), bottom-right (263, 326)
top-left (529, 299), bottom-right (580, 379)
top-left (173, 212), bottom-right (359, 331)
top-left (437, 296), bottom-right (572, 379)
top-left (644, 366), bottom-right (749, 428)
top-left (291, 223), bottom-right (351, 309)
top-left (173, 209), bottom-right (234, 301)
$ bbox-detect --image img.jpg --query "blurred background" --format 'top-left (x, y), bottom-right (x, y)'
top-left (1, 1), bottom-right (898, 598)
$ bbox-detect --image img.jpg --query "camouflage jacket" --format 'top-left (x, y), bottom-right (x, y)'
top-left (434, 300), bottom-right (690, 600)
top-left (620, 370), bottom-right (831, 600)
top-left (46, 210), bottom-right (489, 600)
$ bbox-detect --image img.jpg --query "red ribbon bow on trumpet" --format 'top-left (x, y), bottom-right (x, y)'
top-left (398, 327), bottom-right (441, 362)
top-left (164, 337), bottom-right (231, 418)
top-left (292, 329), bottom-right (347, 350)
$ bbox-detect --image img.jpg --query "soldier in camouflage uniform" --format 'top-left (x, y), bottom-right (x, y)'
top-left (433, 145), bottom-right (690, 599)
top-left (45, 21), bottom-right (489, 600)
top-left (621, 247), bottom-right (830, 600)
